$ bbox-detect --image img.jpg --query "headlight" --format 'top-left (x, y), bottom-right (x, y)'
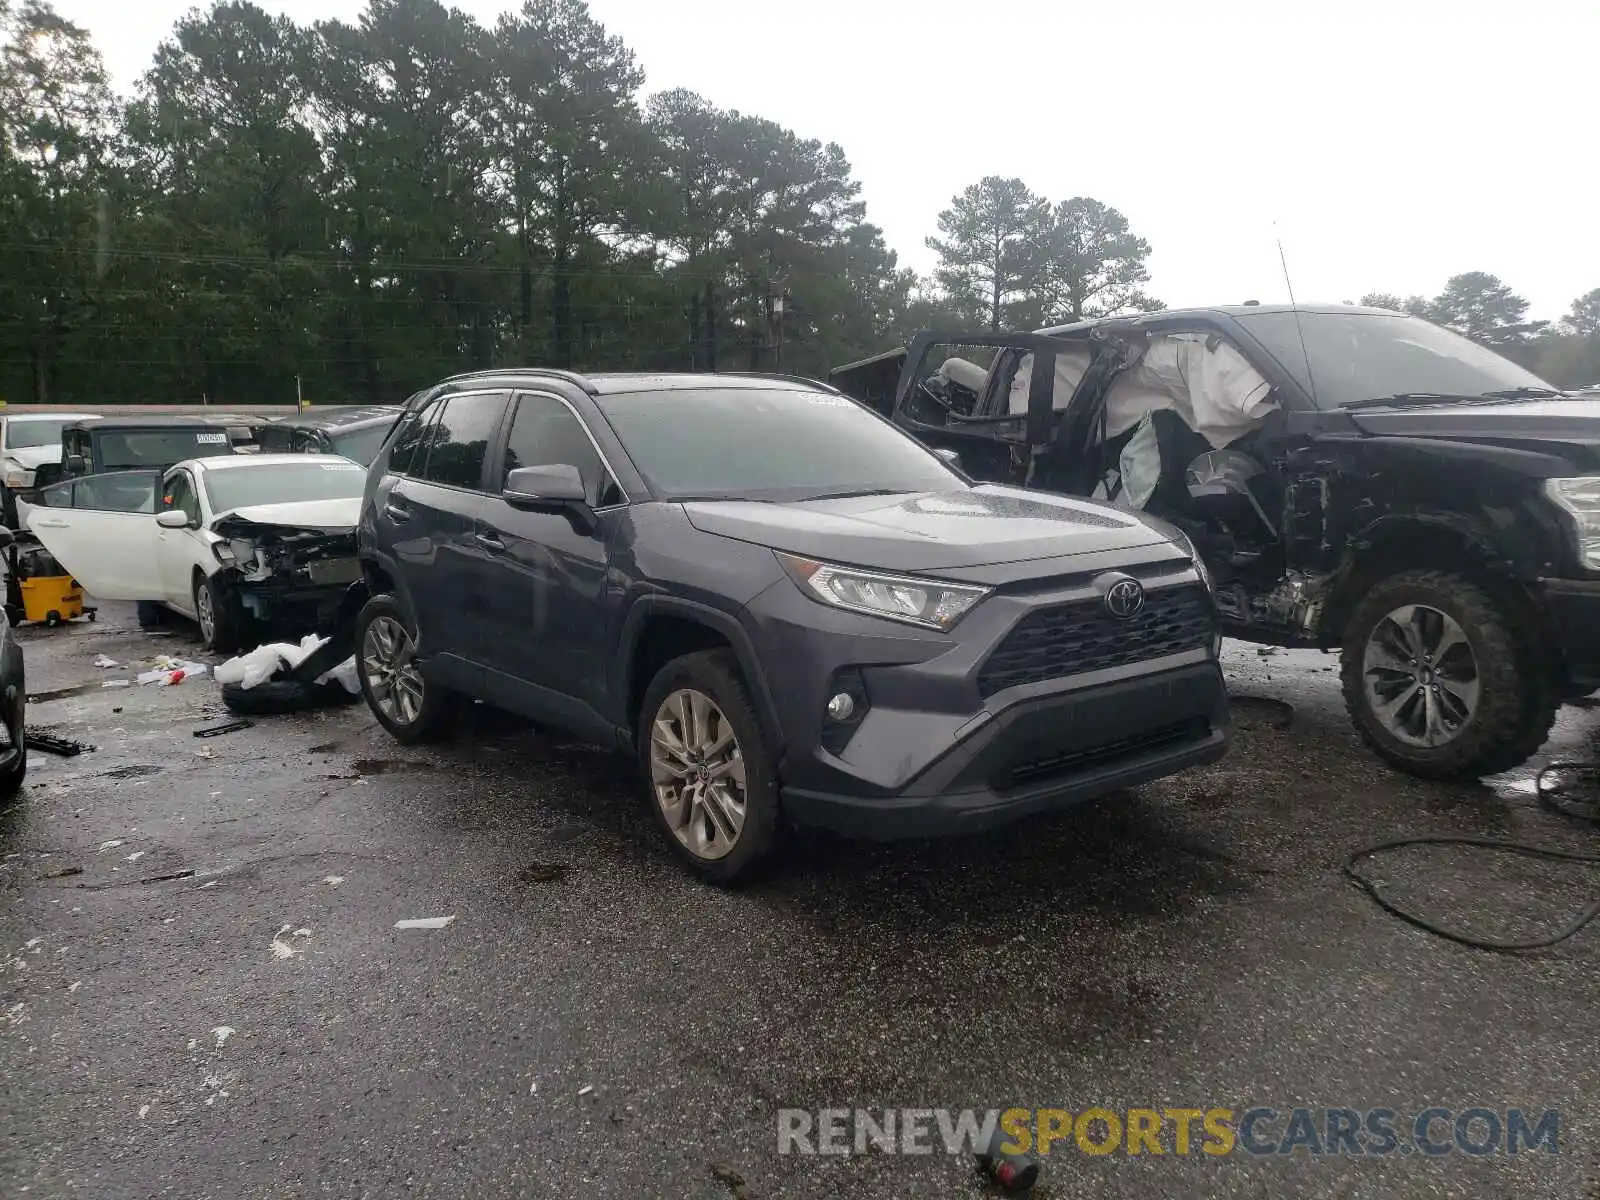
top-left (3, 465), bottom-right (32, 488)
top-left (775, 551), bottom-right (991, 631)
top-left (1543, 477), bottom-right (1600, 570)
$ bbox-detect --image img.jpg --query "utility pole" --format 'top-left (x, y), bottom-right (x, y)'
top-left (296, 375), bottom-right (305, 413)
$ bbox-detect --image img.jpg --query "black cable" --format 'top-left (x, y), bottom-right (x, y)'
top-left (1344, 767), bottom-right (1600, 952)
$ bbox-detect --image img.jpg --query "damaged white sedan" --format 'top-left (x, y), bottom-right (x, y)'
top-left (26, 453), bottom-right (366, 651)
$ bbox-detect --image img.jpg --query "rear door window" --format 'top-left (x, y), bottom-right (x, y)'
top-left (416, 392), bottom-right (509, 490)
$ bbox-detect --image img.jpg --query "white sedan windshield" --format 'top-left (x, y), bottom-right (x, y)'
top-left (203, 460), bottom-right (366, 513)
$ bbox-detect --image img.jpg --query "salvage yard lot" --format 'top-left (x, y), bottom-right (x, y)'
top-left (3, 604), bottom-right (1598, 1198)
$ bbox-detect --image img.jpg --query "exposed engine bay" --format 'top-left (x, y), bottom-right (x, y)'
top-left (211, 512), bottom-right (362, 626)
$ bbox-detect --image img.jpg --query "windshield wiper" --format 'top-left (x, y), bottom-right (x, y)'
top-left (1344, 392), bottom-right (1518, 411)
top-left (799, 488), bottom-right (912, 502)
top-left (1479, 387), bottom-right (1565, 400)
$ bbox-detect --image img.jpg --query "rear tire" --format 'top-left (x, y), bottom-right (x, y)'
top-left (637, 649), bottom-right (780, 885)
top-left (355, 594), bottom-right (460, 743)
top-left (1340, 568), bottom-right (1557, 780)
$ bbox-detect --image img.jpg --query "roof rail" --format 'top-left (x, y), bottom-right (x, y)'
top-left (439, 367), bottom-right (599, 396)
top-left (714, 370), bottom-right (843, 395)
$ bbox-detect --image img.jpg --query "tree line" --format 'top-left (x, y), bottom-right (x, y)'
top-left (1, 0), bottom-right (1595, 407)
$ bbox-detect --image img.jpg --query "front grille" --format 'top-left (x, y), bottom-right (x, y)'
top-left (977, 585), bottom-right (1215, 698)
top-left (1001, 717), bottom-right (1211, 790)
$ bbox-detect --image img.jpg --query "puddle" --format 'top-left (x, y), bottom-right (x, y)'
top-left (102, 765), bottom-right (163, 780)
top-left (27, 683), bottom-right (102, 703)
top-left (516, 863), bottom-right (569, 885)
top-left (1228, 694), bottom-right (1295, 730)
top-left (351, 758), bottom-right (436, 776)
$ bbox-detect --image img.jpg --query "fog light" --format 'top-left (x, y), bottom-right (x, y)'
top-left (826, 692), bottom-right (856, 722)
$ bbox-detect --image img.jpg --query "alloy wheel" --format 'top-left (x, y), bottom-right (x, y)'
top-left (196, 584), bottom-right (215, 643)
top-left (649, 688), bottom-right (747, 861)
top-left (1361, 603), bottom-right (1481, 748)
top-left (362, 614), bottom-right (426, 726)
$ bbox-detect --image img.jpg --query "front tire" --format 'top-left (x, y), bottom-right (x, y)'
top-left (195, 573), bottom-right (247, 654)
top-left (1340, 569), bottom-right (1557, 780)
top-left (355, 594), bottom-right (460, 743)
top-left (637, 649), bottom-right (780, 885)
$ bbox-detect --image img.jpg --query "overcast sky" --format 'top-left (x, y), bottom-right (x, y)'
top-left (53, 0), bottom-right (1600, 320)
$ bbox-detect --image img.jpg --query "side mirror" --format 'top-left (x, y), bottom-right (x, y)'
top-left (932, 447), bottom-right (964, 471)
top-left (65, 454), bottom-right (85, 475)
top-left (156, 509), bottom-right (191, 529)
top-left (503, 464), bottom-right (588, 510)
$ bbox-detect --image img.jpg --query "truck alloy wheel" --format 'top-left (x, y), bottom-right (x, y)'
top-left (649, 687), bottom-right (748, 861)
top-left (1359, 602), bottom-right (1480, 748)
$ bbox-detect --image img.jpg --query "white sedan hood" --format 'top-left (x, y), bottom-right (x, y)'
top-left (4, 445), bottom-right (63, 471)
top-left (211, 497), bottom-right (362, 536)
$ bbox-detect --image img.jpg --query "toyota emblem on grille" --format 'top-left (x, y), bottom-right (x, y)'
top-left (1104, 578), bottom-right (1145, 619)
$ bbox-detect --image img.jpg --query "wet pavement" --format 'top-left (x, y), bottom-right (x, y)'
top-left (2, 604), bottom-right (1598, 1198)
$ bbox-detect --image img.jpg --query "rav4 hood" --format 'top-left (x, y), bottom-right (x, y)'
top-left (211, 497), bottom-right (361, 537)
top-left (682, 485), bottom-right (1176, 573)
top-left (1348, 399), bottom-right (1600, 450)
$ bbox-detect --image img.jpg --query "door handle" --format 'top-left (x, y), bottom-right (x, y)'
top-left (383, 501), bottom-right (412, 522)
top-left (474, 531), bottom-right (506, 553)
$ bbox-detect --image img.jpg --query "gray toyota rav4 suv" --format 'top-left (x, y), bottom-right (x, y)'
top-left (354, 369), bottom-right (1230, 882)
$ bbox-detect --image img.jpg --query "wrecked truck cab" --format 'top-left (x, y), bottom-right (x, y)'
top-left (26, 453), bottom-right (368, 653)
top-left (843, 305), bottom-right (1600, 782)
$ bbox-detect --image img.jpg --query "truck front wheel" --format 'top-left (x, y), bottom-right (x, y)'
top-left (1340, 569), bottom-right (1558, 780)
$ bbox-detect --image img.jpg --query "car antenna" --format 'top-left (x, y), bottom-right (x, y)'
top-left (1274, 225), bottom-right (1321, 407)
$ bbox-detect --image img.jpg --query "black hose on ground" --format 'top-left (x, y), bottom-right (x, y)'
top-left (1343, 762), bottom-right (1600, 952)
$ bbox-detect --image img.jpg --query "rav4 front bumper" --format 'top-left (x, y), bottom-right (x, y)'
top-left (781, 663), bottom-right (1229, 838)
top-left (745, 561), bottom-right (1231, 840)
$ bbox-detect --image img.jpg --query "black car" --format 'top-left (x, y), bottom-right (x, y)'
top-left (351, 369), bottom-right (1230, 882)
top-left (0, 528), bottom-right (26, 795)
top-left (831, 304), bottom-right (1600, 781)
top-left (251, 406), bottom-right (402, 466)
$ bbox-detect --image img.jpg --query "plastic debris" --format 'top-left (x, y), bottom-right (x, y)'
top-left (394, 916), bottom-right (455, 930)
top-left (94, 655), bottom-right (119, 669)
top-left (194, 719), bottom-right (253, 738)
top-left (315, 656), bottom-right (360, 696)
top-left (96, 839), bottom-right (125, 853)
top-left (101, 680), bottom-right (131, 689)
top-left (212, 1026), bottom-right (235, 1047)
top-left (27, 731), bottom-right (92, 756)
top-left (322, 875), bottom-right (345, 887)
top-left (138, 658), bottom-right (208, 687)
top-left (216, 636), bottom-right (328, 691)
top-left (195, 746), bottom-right (213, 759)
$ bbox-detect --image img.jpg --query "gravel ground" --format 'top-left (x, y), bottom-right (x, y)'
top-left (1, 602), bottom-right (1596, 1199)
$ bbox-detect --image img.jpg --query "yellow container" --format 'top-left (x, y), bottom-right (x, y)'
top-left (19, 575), bottom-right (87, 626)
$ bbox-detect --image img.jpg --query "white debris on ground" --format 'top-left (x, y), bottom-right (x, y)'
top-left (211, 1026), bottom-right (235, 1048)
top-left (93, 654), bottom-right (119, 669)
top-left (215, 635), bottom-right (359, 695)
top-left (394, 916), bottom-right (455, 930)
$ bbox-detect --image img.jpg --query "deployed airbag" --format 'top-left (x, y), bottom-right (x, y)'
top-left (1104, 333), bottom-right (1276, 448)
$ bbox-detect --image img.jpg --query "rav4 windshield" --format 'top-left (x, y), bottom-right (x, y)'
top-left (98, 430), bottom-right (234, 470)
top-left (595, 387), bottom-right (961, 501)
top-left (1234, 310), bottom-right (1558, 409)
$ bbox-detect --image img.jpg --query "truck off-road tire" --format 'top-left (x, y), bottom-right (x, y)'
top-left (355, 594), bottom-right (460, 744)
top-left (637, 649), bottom-right (780, 885)
top-left (1340, 569), bottom-right (1558, 780)
top-left (195, 573), bottom-right (248, 654)
top-left (136, 601), bottom-right (168, 630)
